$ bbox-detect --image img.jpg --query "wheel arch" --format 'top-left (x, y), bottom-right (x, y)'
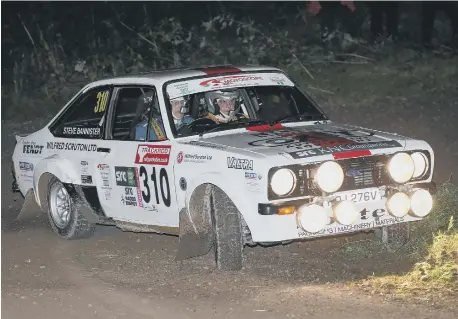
top-left (33, 156), bottom-right (80, 210)
top-left (185, 172), bottom-right (247, 219)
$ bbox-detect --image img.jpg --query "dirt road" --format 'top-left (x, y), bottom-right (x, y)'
top-left (2, 121), bottom-right (457, 319)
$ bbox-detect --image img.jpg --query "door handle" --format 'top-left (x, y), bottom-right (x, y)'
top-left (97, 147), bottom-right (111, 153)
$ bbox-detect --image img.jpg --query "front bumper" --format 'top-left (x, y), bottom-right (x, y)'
top-left (252, 181), bottom-right (436, 242)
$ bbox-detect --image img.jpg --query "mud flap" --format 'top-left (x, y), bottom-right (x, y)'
top-left (176, 184), bottom-right (214, 261)
top-left (16, 189), bottom-right (42, 220)
top-left (69, 184), bottom-right (104, 224)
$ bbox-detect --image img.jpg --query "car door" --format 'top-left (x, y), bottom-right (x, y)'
top-left (47, 84), bottom-right (115, 205)
top-left (94, 85), bottom-right (179, 227)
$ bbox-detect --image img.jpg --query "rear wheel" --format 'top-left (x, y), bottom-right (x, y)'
top-left (374, 222), bottom-right (410, 252)
top-left (47, 177), bottom-right (95, 239)
top-left (209, 186), bottom-right (244, 271)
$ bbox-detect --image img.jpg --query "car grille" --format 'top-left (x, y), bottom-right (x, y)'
top-left (338, 155), bottom-right (390, 191)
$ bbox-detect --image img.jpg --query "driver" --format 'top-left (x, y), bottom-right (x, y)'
top-left (205, 89), bottom-right (246, 124)
top-left (171, 96), bottom-right (194, 129)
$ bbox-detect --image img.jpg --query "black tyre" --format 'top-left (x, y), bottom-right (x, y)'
top-left (374, 222), bottom-right (410, 252)
top-left (46, 176), bottom-right (95, 239)
top-left (209, 186), bottom-right (244, 271)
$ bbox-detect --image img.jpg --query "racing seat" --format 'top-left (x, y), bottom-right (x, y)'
top-left (190, 93), bottom-right (207, 119)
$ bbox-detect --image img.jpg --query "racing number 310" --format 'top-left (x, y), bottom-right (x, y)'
top-left (94, 90), bottom-right (109, 113)
top-left (139, 166), bottom-right (171, 207)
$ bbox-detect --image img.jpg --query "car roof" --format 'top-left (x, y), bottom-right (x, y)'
top-left (84, 65), bottom-right (284, 90)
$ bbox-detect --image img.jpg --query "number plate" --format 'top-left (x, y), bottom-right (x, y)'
top-left (335, 188), bottom-right (382, 203)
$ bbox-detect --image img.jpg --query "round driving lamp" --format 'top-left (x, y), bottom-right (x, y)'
top-left (388, 152), bottom-right (415, 183)
top-left (270, 168), bottom-right (296, 196)
top-left (315, 161), bottom-right (344, 193)
top-left (410, 189), bottom-right (433, 217)
top-left (386, 192), bottom-right (410, 217)
top-left (411, 152), bottom-right (428, 179)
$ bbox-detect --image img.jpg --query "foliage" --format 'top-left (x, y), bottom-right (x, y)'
top-left (3, 2), bottom-right (455, 120)
top-left (351, 183), bottom-right (458, 303)
top-left (2, 8), bottom-right (311, 120)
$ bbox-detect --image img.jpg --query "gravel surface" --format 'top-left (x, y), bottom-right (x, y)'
top-left (2, 110), bottom-right (457, 318)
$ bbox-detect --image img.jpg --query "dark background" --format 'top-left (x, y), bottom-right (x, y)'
top-left (1, 1), bottom-right (457, 119)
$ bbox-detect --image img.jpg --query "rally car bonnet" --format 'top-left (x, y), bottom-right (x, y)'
top-left (188, 123), bottom-right (408, 161)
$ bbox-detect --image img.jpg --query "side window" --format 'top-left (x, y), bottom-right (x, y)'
top-left (111, 86), bottom-right (167, 142)
top-left (51, 86), bottom-right (111, 139)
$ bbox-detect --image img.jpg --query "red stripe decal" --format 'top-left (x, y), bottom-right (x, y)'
top-left (197, 67), bottom-right (241, 75)
top-left (333, 150), bottom-right (372, 159)
top-left (246, 123), bottom-right (284, 132)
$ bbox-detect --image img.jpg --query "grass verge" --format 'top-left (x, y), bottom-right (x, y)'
top-left (344, 182), bottom-right (458, 305)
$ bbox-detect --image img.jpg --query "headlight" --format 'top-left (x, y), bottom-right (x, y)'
top-left (410, 189), bottom-right (433, 217)
top-left (315, 161), bottom-right (344, 193)
top-left (270, 168), bottom-right (296, 196)
top-left (411, 152), bottom-right (428, 178)
top-left (388, 152), bottom-right (415, 183)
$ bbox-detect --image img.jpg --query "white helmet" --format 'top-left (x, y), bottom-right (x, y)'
top-left (205, 89), bottom-right (241, 117)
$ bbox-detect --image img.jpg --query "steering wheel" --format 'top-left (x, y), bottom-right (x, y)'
top-left (177, 117), bottom-right (217, 135)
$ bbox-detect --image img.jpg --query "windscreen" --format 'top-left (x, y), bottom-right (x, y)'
top-left (164, 72), bottom-right (326, 137)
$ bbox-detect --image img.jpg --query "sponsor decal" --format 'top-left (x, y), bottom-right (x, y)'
top-left (245, 172), bottom-right (258, 180)
top-left (80, 160), bottom-right (89, 174)
top-left (122, 187), bottom-right (138, 206)
top-left (135, 145), bottom-right (171, 165)
top-left (104, 189), bottom-right (112, 201)
top-left (23, 141), bottom-right (44, 154)
top-left (246, 128), bottom-right (403, 157)
top-left (288, 141), bottom-right (403, 159)
top-left (269, 75), bottom-right (287, 85)
top-left (47, 142), bottom-right (97, 152)
top-left (298, 216), bottom-right (405, 238)
top-left (177, 151), bottom-right (184, 164)
top-left (63, 126), bottom-right (101, 138)
top-left (199, 75), bottom-right (263, 88)
top-left (115, 166), bottom-right (137, 187)
top-left (227, 157), bottom-right (254, 170)
top-left (134, 167), bottom-right (143, 208)
top-left (172, 82), bottom-right (190, 95)
top-left (245, 172), bottom-right (261, 192)
top-left (179, 177), bottom-right (187, 191)
top-left (19, 161), bottom-right (34, 172)
top-left (97, 164), bottom-right (111, 189)
top-left (297, 205), bottom-right (406, 238)
top-left (81, 175), bottom-right (93, 184)
top-left (166, 72), bottom-right (295, 99)
top-left (186, 141), bottom-right (227, 150)
top-left (20, 173), bottom-right (33, 182)
top-left (178, 153), bottom-right (212, 164)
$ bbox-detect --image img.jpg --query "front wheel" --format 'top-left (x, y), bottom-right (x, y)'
top-left (209, 186), bottom-right (244, 271)
top-left (47, 176), bottom-right (95, 239)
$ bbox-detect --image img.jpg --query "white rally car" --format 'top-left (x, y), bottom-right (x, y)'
top-left (12, 65), bottom-right (436, 270)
